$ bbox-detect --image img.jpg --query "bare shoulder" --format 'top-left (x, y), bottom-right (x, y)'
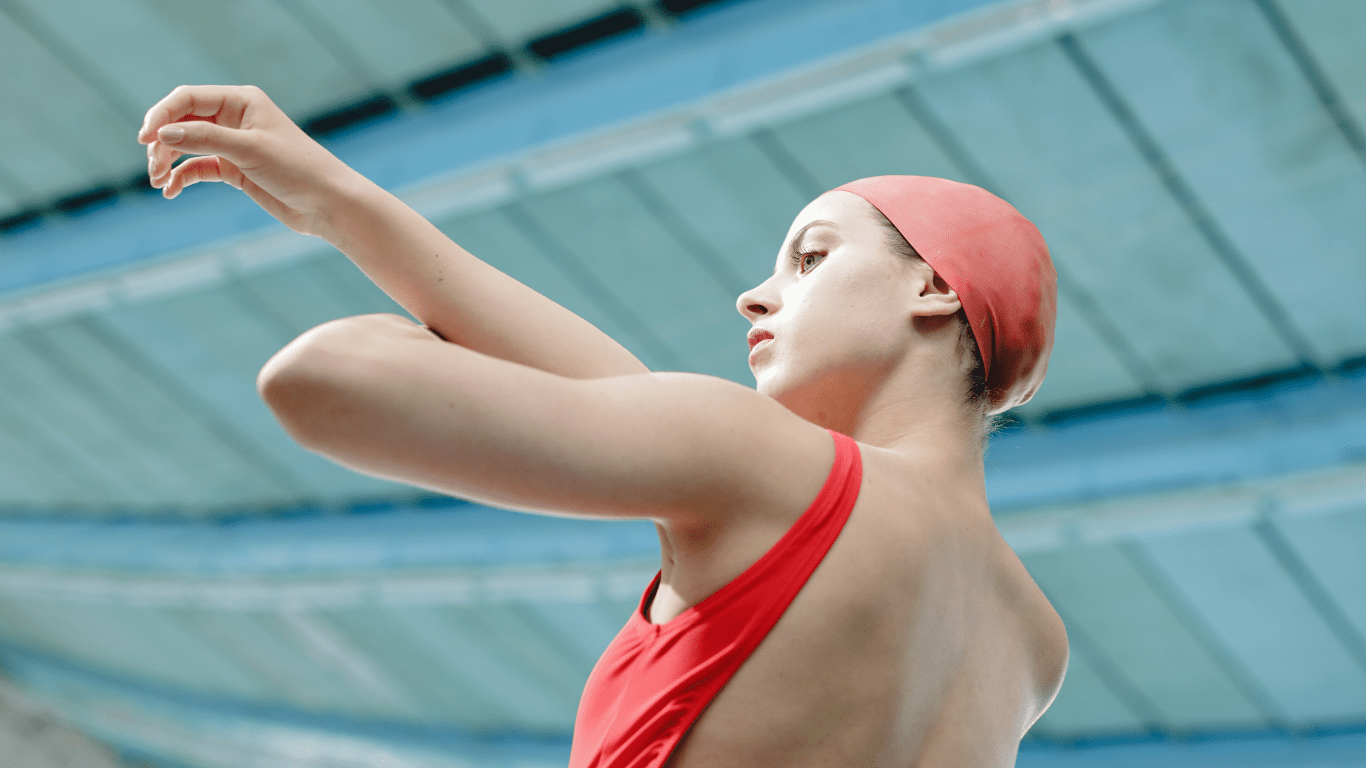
top-left (1007, 542), bottom-right (1069, 722)
top-left (844, 445), bottom-right (1069, 717)
top-left (964, 503), bottom-right (1070, 724)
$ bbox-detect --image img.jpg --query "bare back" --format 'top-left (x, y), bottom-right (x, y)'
top-left (654, 444), bottom-right (1068, 768)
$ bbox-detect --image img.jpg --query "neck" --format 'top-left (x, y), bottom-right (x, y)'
top-left (829, 351), bottom-right (989, 499)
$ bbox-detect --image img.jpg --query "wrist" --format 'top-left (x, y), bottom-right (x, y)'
top-left (313, 168), bottom-right (383, 246)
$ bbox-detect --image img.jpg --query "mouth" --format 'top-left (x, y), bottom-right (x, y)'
top-left (747, 329), bottom-right (774, 350)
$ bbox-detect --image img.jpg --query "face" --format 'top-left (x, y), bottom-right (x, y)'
top-left (737, 191), bottom-right (947, 423)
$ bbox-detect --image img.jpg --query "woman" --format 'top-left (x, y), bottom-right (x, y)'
top-left (141, 85), bottom-right (1068, 768)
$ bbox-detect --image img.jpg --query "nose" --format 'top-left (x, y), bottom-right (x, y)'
top-left (737, 278), bottom-right (778, 321)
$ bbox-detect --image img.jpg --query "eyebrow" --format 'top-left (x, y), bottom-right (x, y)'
top-left (784, 220), bottom-right (838, 265)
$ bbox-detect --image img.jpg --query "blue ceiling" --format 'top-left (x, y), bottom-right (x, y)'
top-left (1, 0), bottom-right (1365, 765)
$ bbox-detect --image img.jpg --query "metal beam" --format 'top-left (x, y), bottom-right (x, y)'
top-left (1119, 540), bottom-right (1288, 726)
top-left (1055, 32), bottom-right (1323, 371)
top-left (0, 0), bottom-right (142, 124)
top-left (75, 317), bottom-right (311, 498)
top-left (499, 201), bottom-right (685, 370)
top-left (1252, 515), bottom-right (1366, 678)
top-left (616, 168), bottom-right (750, 297)
top-left (1252, 0), bottom-right (1366, 169)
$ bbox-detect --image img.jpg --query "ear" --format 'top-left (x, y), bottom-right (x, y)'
top-left (910, 267), bottom-right (962, 318)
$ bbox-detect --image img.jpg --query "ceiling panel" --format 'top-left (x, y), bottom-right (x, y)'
top-left (322, 605), bottom-right (497, 726)
top-left (771, 92), bottom-right (964, 190)
top-left (0, 14), bottom-right (142, 192)
top-left (236, 261), bottom-right (375, 340)
top-left (467, 0), bottom-right (623, 44)
top-left (1025, 545), bottom-right (1266, 729)
top-left (527, 599), bottom-right (633, 668)
top-left (520, 176), bottom-right (750, 380)
top-left (275, 609), bottom-right (431, 719)
top-left (0, 600), bottom-right (191, 688)
top-left (0, 389), bottom-right (120, 508)
top-left (308, 252), bottom-right (413, 316)
top-left (457, 602), bottom-right (588, 714)
top-left (0, 332), bottom-right (191, 502)
top-left (0, 172), bottom-right (24, 215)
top-left (0, 408), bottom-right (98, 506)
top-left (917, 43), bottom-right (1300, 392)
top-left (635, 136), bottom-right (807, 294)
top-left (434, 206), bottom-right (638, 361)
top-left (400, 604), bottom-right (573, 730)
top-left (96, 290), bottom-right (402, 506)
top-left (1277, 510), bottom-right (1366, 647)
top-left (0, 335), bottom-right (154, 506)
top-left (0, 113), bottom-right (86, 202)
top-left (21, 0), bottom-right (231, 109)
top-left (29, 318), bottom-right (303, 507)
top-left (182, 609), bottom-right (363, 713)
top-left (36, 603), bottom-right (266, 699)
top-left (0, 419), bottom-right (76, 507)
top-left (1138, 527), bottom-right (1366, 724)
top-left (1078, 0), bottom-right (1366, 365)
top-left (136, 0), bottom-right (368, 117)
top-left (1279, 0), bottom-right (1366, 126)
top-left (102, 607), bottom-right (268, 699)
top-left (0, 597), bottom-right (66, 654)
top-left (290, 0), bottom-right (486, 87)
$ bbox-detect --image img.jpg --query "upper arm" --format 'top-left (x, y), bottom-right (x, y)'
top-left (260, 314), bottom-right (834, 526)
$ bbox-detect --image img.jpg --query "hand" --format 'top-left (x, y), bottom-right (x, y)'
top-left (138, 85), bottom-right (365, 239)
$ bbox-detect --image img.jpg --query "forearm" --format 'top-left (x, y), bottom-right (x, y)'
top-left (320, 179), bottom-right (648, 379)
top-left (140, 84), bottom-right (643, 379)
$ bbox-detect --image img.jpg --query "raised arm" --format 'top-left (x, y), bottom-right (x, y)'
top-left (257, 312), bottom-right (834, 526)
top-left (138, 85), bottom-right (647, 379)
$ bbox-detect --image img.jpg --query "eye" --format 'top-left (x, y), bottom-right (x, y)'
top-left (793, 251), bottom-right (825, 274)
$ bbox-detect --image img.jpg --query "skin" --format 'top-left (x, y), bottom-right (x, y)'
top-left (140, 85), bottom-right (1068, 767)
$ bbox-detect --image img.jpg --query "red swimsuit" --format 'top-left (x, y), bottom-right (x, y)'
top-left (569, 430), bottom-right (863, 768)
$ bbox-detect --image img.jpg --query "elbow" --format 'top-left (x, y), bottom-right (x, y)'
top-left (257, 316), bottom-right (373, 448)
top-left (258, 327), bottom-right (335, 449)
top-left (258, 313), bottom-right (424, 449)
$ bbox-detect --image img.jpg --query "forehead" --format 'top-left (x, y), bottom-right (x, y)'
top-left (781, 190), bottom-right (880, 245)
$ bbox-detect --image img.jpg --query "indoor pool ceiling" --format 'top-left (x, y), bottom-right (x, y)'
top-left (0, 0), bottom-right (1364, 765)
top-left (0, 0), bottom-right (1362, 514)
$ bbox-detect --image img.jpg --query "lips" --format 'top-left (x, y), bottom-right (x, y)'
top-left (747, 329), bottom-right (773, 350)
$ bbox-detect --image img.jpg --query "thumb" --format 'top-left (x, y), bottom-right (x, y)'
top-left (157, 120), bottom-right (254, 163)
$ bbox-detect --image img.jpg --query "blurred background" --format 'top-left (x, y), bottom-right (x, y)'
top-left (0, 0), bottom-right (1364, 765)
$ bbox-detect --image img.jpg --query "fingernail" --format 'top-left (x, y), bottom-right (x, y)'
top-left (159, 125), bottom-right (185, 144)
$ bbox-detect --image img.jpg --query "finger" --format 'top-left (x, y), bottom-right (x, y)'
top-left (161, 155), bottom-right (244, 199)
top-left (154, 120), bottom-right (256, 170)
top-left (163, 156), bottom-right (296, 228)
top-left (147, 140), bottom-right (187, 187)
top-left (138, 85), bottom-right (255, 144)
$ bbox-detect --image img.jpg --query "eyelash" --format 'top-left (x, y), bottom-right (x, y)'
top-left (791, 251), bottom-right (824, 273)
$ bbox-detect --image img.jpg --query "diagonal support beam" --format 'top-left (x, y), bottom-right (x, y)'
top-left (1056, 32), bottom-right (1323, 371)
top-left (1252, 0), bottom-right (1366, 169)
top-left (1252, 515), bottom-right (1366, 678)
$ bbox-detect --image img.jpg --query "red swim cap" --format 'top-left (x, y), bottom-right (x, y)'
top-left (834, 176), bottom-right (1056, 414)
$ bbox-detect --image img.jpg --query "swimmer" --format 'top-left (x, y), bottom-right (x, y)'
top-left (140, 85), bottom-right (1068, 768)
